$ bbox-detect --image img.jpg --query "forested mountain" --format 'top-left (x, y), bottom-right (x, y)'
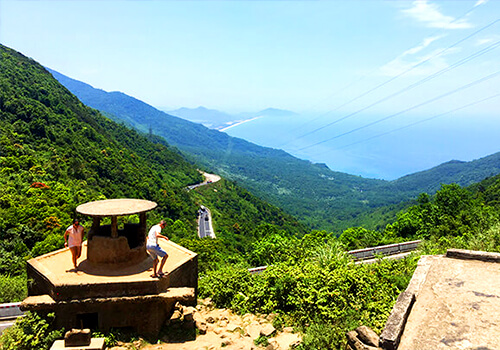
top-left (0, 44), bottom-right (305, 289)
top-left (49, 68), bottom-right (500, 231)
top-left (3, 43), bottom-right (500, 350)
top-left (391, 155), bottom-right (500, 194)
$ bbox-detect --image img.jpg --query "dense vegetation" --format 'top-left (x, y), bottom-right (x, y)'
top-left (0, 44), bottom-right (303, 302)
top-left (195, 179), bottom-right (500, 349)
top-left (2, 44), bottom-right (500, 350)
top-left (50, 68), bottom-right (500, 231)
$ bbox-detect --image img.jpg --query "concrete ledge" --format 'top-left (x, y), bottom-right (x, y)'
top-left (21, 288), bottom-right (195, 311)
top-left (405, 255), bottom-right (437, 297)
top-left (446, 249), bottom-right (500, 263)
top-left (50, 337), bottom-right (105, 350)
top-left (379, 291), bottom-right (415, 350)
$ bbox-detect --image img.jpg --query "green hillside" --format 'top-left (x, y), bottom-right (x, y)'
top-left (0, 44), bottom-right (305, 291)
top-left (3, 44), bottom-right (500, 350)
top-left (48, 68), bottom-right (500, 232)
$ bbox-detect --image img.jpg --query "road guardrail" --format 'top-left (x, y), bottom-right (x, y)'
top-left (248, 240), bottom-right (421, 274)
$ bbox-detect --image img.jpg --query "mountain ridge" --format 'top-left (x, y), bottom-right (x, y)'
top-left (47, 67), bottom-right (500, 231)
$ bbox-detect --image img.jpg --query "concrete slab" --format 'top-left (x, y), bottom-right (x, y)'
top-left (50, 338), bottom-right (105, 350)
top-left (397, 252), bottom-right (500, 350)
top-left (27, 239), bottom-right (197, 300)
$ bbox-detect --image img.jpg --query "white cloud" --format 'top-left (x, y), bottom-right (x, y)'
top-left (475, 35), bottom-right (500, 46)
top-left (474, 0), bottom-right (489, 7)
top-left (402, 35), bottom-right (443, 56)
top-left (402, 0), bottom-right (473, 29)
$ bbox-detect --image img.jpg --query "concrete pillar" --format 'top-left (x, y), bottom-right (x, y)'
top-left (89, 217), bottom-right (101, 240)
top-left (139, 213), bottom-right (147, 238)
top-left (111, 216), bottom-right (118, 238)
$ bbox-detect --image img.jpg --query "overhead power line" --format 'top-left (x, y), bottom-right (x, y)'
top-left (281, 18), bottom-right (500, 147)
top-left (296, 69), bottom-right (500, 151)
top-left (332, 92), bottom-right (500, 151)
top-left (280, 3), bottom-right (483, 142)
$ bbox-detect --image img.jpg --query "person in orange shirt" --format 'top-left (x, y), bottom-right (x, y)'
top-left (64, 218), bottom-right (85, 270)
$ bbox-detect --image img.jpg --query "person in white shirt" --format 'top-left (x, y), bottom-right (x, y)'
top-left (146, 220), bottom-right (169, 278)
top-left (64, 218), bottom-right (85, 270)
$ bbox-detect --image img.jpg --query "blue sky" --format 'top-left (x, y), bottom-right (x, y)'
top-left (1, 0), bottom-right (499, 114)
top-left (1, 0), bottom-right (500, 179)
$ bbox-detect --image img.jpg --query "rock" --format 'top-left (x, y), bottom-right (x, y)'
top-left (170, 309), bottom-right (183, 323)
top-left (227, 323), bottom-right (242, 332)
top-left (245, 324), bottom-right (262, 340)
top-left (193, 311), bottom-right (205, 323)
top-left (260, 324), bottom-right (276, 337)
top-left (356, 326), bottom-right (379, 347)
top-left (346, 330), bottom-right (379, 350)
top-left (221, 338), bottom-right (233, 347)
top-left (346, 331), bottom-right (364, 350)
top-left (184, 306), bottom-right (196, 322)
top-left (64, 328), bottom-right (91, 347)
top-left (196, 320), bottom-right (207, 334)
top-left (174, 301), bottom-right (184, 313)
top-left (274, 332), bottom-right (302, 350)
top-left (206, 316), bottom-right (217, 323)
top-left (266, 313), bottom-right (277, 322)
top-left (282, 326), bottom-right (294, 333)
top-left (219, 320), bottom-right (228, 327)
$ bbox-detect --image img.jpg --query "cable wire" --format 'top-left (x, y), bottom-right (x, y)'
top-left (332, 93), bottom-right (500, 151)
top-left (283, 18), bottom-right (500, 147)
top-left (296, 69), bottom-right (500, 151)
top-left (279, 3), bottom-right (483, 142)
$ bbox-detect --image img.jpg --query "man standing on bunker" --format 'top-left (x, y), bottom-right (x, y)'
top-left (64, 218), bottom-right (85, 270)
top-left (146, 220), bottom-right (169, 278)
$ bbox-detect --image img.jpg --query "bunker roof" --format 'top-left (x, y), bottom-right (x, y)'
top-left (76, 198), bottom-right (157, 217)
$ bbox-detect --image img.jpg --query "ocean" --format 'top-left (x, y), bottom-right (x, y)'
top-left (223, 112), bottom-right (500, 180)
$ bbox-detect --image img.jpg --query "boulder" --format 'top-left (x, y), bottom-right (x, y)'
top-left (245, 323), bottom-right (262, 340)
top-left (184, 306), bottom-right (196, 322)
top-left (346, 330), bottom-right (379, 350)
top-left (170, 309), bottom-right (183, 323)
top-left (260, 324), bottom-right (276, 337)
top-left (221, 338), bottom-right (233, 347)
top-left (356, 326), bottom-right (379, 347)
top-left (196, 320), bottom-right (207, 334)
top-left (64, 328), bottom-right (91, 347)
top-left (227, 323), bottom-right (242, 332)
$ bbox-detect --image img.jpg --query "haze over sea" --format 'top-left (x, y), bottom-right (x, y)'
top-left (223, 112), bottom-right (500, 180)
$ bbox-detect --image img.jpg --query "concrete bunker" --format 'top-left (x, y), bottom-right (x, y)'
top-left (21, 198), bottom-right (198, 336)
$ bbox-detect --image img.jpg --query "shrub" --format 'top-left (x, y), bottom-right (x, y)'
top-left (0, 274), bottom-right (27, 303)
top-left (0, 312), bottom-right (63, 350)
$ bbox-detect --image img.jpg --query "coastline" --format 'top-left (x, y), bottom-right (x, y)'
top-left (219, 116), bottom-right (262, 132)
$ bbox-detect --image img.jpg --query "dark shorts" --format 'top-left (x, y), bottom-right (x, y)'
top-left (147, 245), bottom-right (167, 259)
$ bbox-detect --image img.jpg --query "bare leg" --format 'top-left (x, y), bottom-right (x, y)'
top-left (152, 258), bottom-right (158, 277)
top-left (69, 247), bottom-right (79, 269)
top-left (75, 246), bottom-right (82, 259)
top-left (158, 254), bottom-right (168, 275)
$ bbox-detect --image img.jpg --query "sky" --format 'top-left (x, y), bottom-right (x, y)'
top-left (1, 0), bottom-right (499, 113)
top-left (1, 0), bottom-right (500, 179)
